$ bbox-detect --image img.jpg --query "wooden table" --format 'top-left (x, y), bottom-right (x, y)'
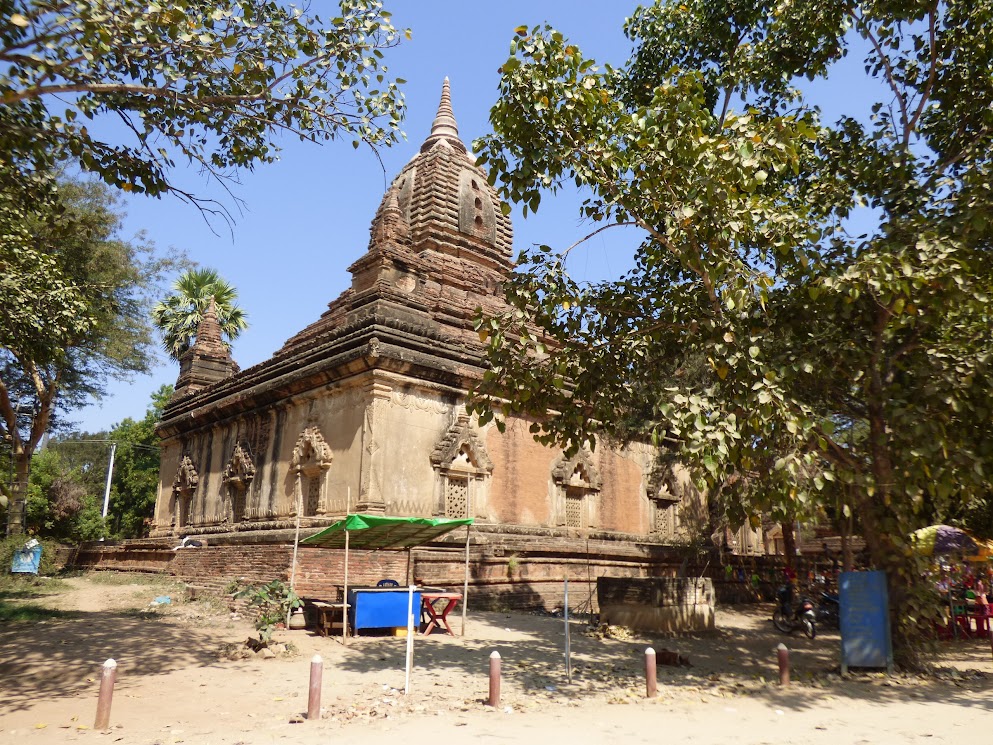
top-left (420, 592), bottom-right (462, 636)
top-left (312, 600), bottom-right (350, 639)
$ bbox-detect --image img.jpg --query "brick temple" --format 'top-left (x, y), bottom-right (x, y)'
top-left (83, 82), bottom-right (766, 609)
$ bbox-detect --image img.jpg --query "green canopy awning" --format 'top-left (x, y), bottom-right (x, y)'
top-left (301, 514), bottom-right (473, 551)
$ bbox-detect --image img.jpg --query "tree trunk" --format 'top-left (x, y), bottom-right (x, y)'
top-left (840, 516), bottom-right (852, 573)
top-left (781, 520), bottom-right (796, 571)
top-left (6, 450), bottom-right (30, 537)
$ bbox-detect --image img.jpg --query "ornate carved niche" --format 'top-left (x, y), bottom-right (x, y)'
top-left (222, 442), bottom-right (256, 523)
top-left (291, 427), bottom-right (333, 517)
top-left (430, 414), bottom-right (493, 519)
top-left (646, 461), bottom-right (681, 540)
top-left (172, 455), bottom-right (199, 531)
top-left (552, 450), bottom-right (601, 529)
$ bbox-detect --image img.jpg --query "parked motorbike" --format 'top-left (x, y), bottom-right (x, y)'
top-left (773, 584), bottom-right (817, 639)
top-left (816, 591), bottom-right (840, 629)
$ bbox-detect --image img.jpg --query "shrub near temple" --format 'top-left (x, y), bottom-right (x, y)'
top-left (233, 579), bottom-right (302, 645)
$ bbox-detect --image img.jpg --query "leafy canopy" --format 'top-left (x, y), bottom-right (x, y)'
top-left (1, 176), bottom-right (173, 533)
top-left (472, 1), bottom-right (993, 661)
top-left (1, 0), bottom-right (408, 211)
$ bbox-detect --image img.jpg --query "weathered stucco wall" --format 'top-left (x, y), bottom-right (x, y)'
top-left (154, 368), bottom-right (688, 543)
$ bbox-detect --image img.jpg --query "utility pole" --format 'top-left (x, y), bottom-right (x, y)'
top-left (100, 442), bottom-right (117, 540)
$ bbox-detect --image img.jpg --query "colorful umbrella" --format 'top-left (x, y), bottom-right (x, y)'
top-left (911, 524), bottom-right (979, 556)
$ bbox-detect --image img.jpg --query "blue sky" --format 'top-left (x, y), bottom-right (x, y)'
top-left (75, 2), bottom-right (878, 433)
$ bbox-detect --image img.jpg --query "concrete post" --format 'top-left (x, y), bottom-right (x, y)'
top-left (645, 647), bottom-right (657, 698)
top-left (94, 659), bottom-right (117, 730)
top-left (307, 655), bottom-right (322, 720)
top-left (488, 651), bottom-right (501, 708)
top-left (777, 643), bottom-right (790, 686)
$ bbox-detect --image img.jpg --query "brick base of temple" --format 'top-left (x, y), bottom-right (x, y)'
top-left (67, 525), bottom-right (783, 612)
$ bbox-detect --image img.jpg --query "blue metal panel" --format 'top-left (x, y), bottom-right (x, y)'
top-left (839, 570), bottom-right (893, 673)
top-left (348, 588), bottom-right (420, 632)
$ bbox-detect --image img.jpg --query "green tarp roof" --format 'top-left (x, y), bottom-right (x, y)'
top-left (301, 514), bottom-right (473, 550)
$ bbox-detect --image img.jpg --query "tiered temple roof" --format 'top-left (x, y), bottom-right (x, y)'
top-left (160, 79), bottom-right (515, 431)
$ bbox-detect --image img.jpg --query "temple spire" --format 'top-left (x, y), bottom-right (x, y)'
top-left (370, 185), bottom-right (410, 245)
top-left (191, 297), bottom-right (227, 357)
top-left (421, 77), bottom-right (465, 152)
top-left (172, 296), bottom-right (238, 399)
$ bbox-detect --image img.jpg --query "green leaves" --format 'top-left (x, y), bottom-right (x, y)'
top-left (473, 0), bottom-right (993, 663)
top-left (0, 0), bottom-right (408, 204)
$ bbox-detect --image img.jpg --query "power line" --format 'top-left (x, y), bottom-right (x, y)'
top-left (48, 438), bottom-right (159, 453)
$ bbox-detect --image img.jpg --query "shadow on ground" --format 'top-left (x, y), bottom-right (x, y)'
top-left (326, 604), bottom-right (993, 713)
top-left (0, 609), bottom-right (229, 713)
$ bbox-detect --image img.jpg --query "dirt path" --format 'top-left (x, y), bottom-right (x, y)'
top-left (1, 574), bottom-right (991, 744)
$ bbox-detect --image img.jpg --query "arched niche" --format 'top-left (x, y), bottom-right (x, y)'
top-left (222, 442), bottom-right (256, 523)
top-left (291, 427), bottom-right (332, 517)
top-left (430, 414), bottom-right (493, 519)
top-left (172, 455), bottom-right (199, 531)
top-left (552, 450), bottom-right (601, 529)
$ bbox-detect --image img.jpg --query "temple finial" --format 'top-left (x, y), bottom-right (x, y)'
top-left (191, 296), bottom-right (227, 356)
top-left (421, 77), bottom-right (464, 152)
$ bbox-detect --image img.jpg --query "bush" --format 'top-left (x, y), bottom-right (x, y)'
top-left (232, 579), bottom-right (302, 645)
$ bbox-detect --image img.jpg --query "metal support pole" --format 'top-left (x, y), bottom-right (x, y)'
top-left (564, 578), bottom-right (572, 683)
top-left (288, 476), bottom-right (302, 627)
top-left (777, 643), bottom-right (790, 686)
top-left (307, 655), bottom-right (322, 720)
top-left (404, 585), bottom-right (415, 695)
top-left (488, 651), bottom-right (501, 708)
top-left (461, 525), bottom-right (470, 636)
top-left (94, 659), bottom-right (117, 730)
top-left (645, 647), bottom-right (657, 698)
top-left (342, 528), bottom-right (350, 645)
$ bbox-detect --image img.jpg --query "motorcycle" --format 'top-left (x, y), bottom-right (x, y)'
top-left (816, 590), bottom-right (840, 629)
top-left (773, 584), bottom-right (817, 639)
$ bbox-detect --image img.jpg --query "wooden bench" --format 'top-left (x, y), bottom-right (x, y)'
top-left (311, 600), bottom-right (350, 637)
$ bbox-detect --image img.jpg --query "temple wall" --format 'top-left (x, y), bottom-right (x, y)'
top-left (485, 417), bottom-right (662, 535)
top-left (379, 386), bottom-right (458, 515)
top-left (486, 417), bottom-right (554, 526)
top-left (154, 379), bottom-right (710, 550)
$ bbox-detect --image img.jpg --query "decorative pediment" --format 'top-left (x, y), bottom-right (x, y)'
top-left (552, 450), bottom-right (601, 491)
top-left (291, 427), bottom-right (333, 477)
top-left (647, 459), bottom-right (682, 505)
top-left (430, 414), bottom-right (493, 473)
top-left (172, 456), bottom-right (199, 497)
top-left (223, 442), bottom-right (256, 490)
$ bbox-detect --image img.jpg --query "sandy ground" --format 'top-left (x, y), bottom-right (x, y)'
top-left (1, 573), bottom-right (992, 745)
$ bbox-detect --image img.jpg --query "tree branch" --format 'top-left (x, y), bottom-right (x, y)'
top-left (904, 3), bottom-right (939, 145)
top-left (849, 9), bottom-right (910, 138)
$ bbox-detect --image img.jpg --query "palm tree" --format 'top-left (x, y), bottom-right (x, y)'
top-left (152, 268), bottom-right (248, 361)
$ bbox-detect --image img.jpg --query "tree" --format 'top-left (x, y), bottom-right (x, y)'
top-left (107, 385), bottom-right (171, 538)
top-left (1, 177), bottom-right (169, 536)
top-left (152, 269), bottom-right (248, 360)
top-left (25, 437), bottom-right (108, 542)
top-left (1, 0), bottom-right (408, 213)
top-left (15, 385), bottom-right (168, 540)
top-left (472, 2), bottom-right (993, 665)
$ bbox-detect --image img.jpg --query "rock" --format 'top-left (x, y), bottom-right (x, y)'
top-left (270, 644), bottom-right (287, 655)
top-left (259, 647), bottom-right (276, 659)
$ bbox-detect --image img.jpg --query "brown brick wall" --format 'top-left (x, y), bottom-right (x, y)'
top-left (596, 449), bottom-right (647, 534)
top-left (68, 531), bottom-right (792, 611)
top-left (486, 418), bottom-right (554, 526)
